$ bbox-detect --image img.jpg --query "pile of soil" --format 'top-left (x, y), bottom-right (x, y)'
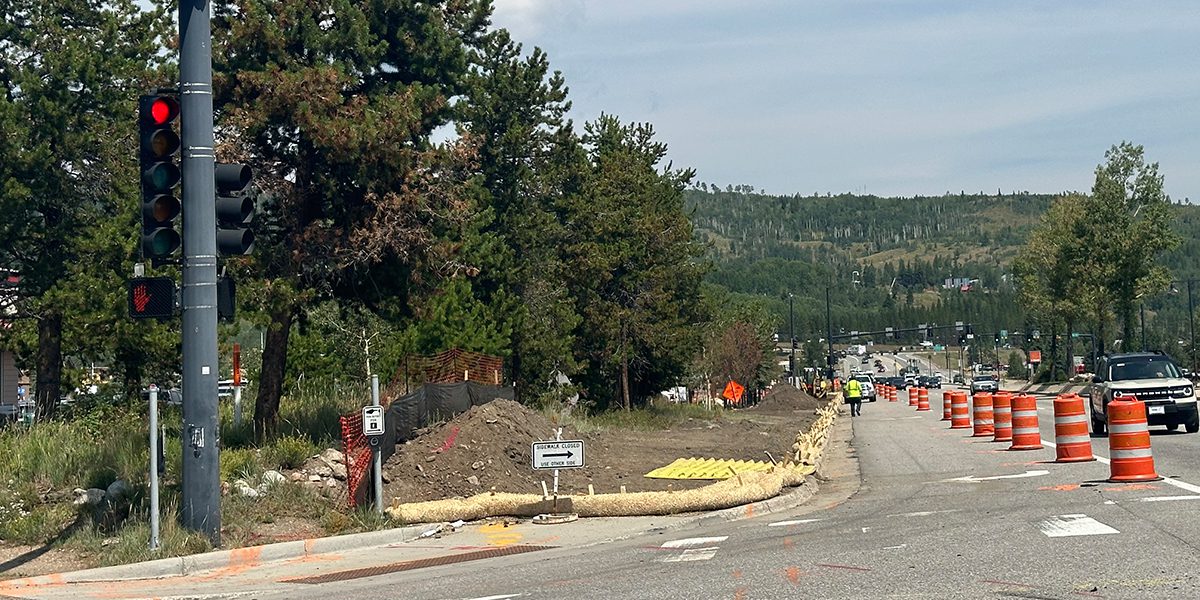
top-left (382, 390), bottom-right (824, 505)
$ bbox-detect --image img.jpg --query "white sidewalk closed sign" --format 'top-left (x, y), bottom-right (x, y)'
top-left (532, 440), bottom-right (585, 470)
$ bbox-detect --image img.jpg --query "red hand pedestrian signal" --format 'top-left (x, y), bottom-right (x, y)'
top-left (128, 277), bottom-right (175, 319)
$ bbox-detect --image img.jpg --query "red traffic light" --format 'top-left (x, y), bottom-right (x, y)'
top-left (147, 96), bottom-right (178, 126)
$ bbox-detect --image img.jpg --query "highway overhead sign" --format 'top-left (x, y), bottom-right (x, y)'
top-left (532, 440), bottom-right (585, 470)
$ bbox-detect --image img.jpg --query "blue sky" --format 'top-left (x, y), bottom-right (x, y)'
top-left (491, 0), bottom-right (1200, 200)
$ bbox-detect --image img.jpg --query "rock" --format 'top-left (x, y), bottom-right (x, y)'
top-left (105, 479), bottom-right (130, 502)
top-left (312, 464), bottom-right (333, 478)
top-left (290, 471), bottom-right (306, 482)
top-left (319, 448), bottom-right (345, 465)
top-left (325, 478), bottom-right (338, 488)
top-left (262, 470), bottom-right (287, 486)
top-left (382, 470), bottom-right (392, 483)
top-left (467, 475), bottom-right (480, 486)
top-left (471, 461), bottom-right (484, 470)
top-left (73, 488), bottom-right (105, 507)
top-left (233, 479), bottom-right (260, 498)
top-left (425, 455), bottom-right (436, 462)
top-left (308, 474), bottom-right (323, 482)
top-left (330, 462), bottom-right (348, 480)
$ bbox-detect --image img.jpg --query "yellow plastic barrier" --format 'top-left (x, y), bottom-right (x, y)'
top-left (644, 458), bottom-right (775, 480)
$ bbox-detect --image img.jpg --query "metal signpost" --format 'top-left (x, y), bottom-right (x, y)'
top-left (148, 385), bottom-right (160, 550)
top-left (532, 430), bottom-right (585, 503)
top-left (364, 375), bottom-right (385, 514)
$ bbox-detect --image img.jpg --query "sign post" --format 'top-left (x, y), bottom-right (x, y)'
top-left (148, 384), bottom-right (160, 550)
top-left (363, 375), bottom-right (385, 514)
top-left (232, 343), bottom-right (243, 427)
top-left (532, 431), bottom-right (585, 511)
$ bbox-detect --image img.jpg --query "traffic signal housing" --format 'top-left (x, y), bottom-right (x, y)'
top-left (215, 163), bottom-right (255, 256)
top-left (139, 94), bottom-right (182, 260)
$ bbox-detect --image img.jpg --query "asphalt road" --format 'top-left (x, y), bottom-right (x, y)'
top-left (240, 393), bottom-right (1200, 600)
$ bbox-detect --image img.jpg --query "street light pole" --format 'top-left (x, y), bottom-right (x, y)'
top-left (1189, 280), bottom-right (1196, 373)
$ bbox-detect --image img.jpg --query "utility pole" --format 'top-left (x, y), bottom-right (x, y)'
top-left (1140, 302), bottom-right (1146, 351)
top-left (788, 293), bottom-right (795, 380)
top-left (825, 287), bottom-right (834, 381)
top-left (1189, 280), bottom-right (1196, 373)
top-left (179, 0), bottom-right (220, 545)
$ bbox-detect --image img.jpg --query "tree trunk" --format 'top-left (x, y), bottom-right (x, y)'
top-left (255, 304), bottom-right (294, 443)
top-left (1048, 322), bottom-right (1059, 381)
top-left (621, 356), bottom-right (630, 412)
top-left (35, 312), bottom-right (63, 420)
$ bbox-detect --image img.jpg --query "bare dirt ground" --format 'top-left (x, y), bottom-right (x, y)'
top-left (383, 385), bottom-right (825, 503)
top-left (0, 385), bottom-right (826, 580)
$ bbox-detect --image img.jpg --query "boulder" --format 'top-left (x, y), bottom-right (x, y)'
top-left (73, 488), bottom-right (105, 507)
top-left (330, 462), bottom-right (348, 480)
top-left (319, 448), bottom-right (345, 465)
top-left (105, 479), bottom-right (130, 502)
top-left (262, 470), bottom-right (287, 486)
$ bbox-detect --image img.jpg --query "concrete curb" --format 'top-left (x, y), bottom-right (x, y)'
top-left (3, 523), bottom-right (434, 586)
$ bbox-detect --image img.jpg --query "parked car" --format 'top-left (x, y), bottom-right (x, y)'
top-left (1088, 352), bottom-right (1198, 434)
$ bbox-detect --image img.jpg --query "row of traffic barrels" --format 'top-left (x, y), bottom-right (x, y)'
top-left (904, 388), bottom-right (1158, 483)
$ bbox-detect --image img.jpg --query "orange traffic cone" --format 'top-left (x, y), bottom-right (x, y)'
top-left (1009, 394), bottom-right (1043, 451)
top-left (992, 391), bottom-right (1013, 443)
top-left (1053, 393), bottom-right (1095, 463)
top-left (917, 387), bottom-right (930, 412)
top-left (1107, 395), bottom-right (1160, 482)
top-left (941, 391), bottom-right (952, 421)
top-left (972, 392), bottom-right (994, 437)
top-left (950, 391), bottom-right (971, 429)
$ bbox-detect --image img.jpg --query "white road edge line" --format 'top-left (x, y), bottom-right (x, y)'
top-left (1141, 495), bottom-right (1200, 502)
top-left (768, 518), bottom-right (822, 527)
top-left (1041, 437), bottom-right (1200, 496)
top-left (464, 595), bottom-right (525, 600)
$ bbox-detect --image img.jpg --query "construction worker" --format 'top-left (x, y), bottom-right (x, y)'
top-left (845, 376), bottom-right (863, 417)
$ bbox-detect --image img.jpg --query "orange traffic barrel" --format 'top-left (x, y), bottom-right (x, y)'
top-left (1107, 396), bottom-right (1160, 482)
top-left (941, 391), bottom-right (952, 421)
top-left (916, 387), bottom-right (930, 412)
top-left (992, 391), bottom-right (1013, 443)
top-left (972, 392), bottom-right (995, 437)
top-left (950, 391), bottom-right (971, 429)
top-left (1009, 394), bottom-right (1043, 451)
top-left (1053, 393), bottom-right (1095, 463)
top-left (907, 388), bottom-right (918, 407)
top-left (890, 386), bottom-right (898, 402)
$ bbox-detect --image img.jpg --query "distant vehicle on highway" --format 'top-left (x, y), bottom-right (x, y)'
top-left (1088, 352), bottom-right (1197, 434)
top-left (884, 376), bottom-right (907, 389)
top-left (917, 374), bottom-right (941, 389)
top-left (970, 374), bottom-right (999, 394)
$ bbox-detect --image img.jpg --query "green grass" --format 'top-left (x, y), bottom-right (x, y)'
top-left (0, 376), bottom-right (389, 567)
top-left (542, 401), bottom-right (729, 433)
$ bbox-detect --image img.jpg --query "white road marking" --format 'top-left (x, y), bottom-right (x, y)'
top-left (883, 543), bottom-right (907, 550)
top-left (662, 547), bottom-right (719, 562)
top-left (861, 527), bottom-right (870, 533)
top-left (1037, 514), bottom-right (1119, 538)
top-left (660, 536), bottom-right (728, 549)
top-left (942, 470), bottom-right (1049, 483)
top-left (1041, 438), bottom-right (1200, 496)
top-left (465, 595), bottom-right (525, 600)
top-left (768, 518), bottom-right (822, 527)
top-left (1140, 495), bottom-right (1200, 502)
top-left (887, 509), bottom-right (960, 518)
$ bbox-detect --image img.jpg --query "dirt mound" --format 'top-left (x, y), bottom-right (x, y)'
top-left (753, 385), bottom-right (826, 413)
top-left (383, 399), bottom-right (567, 503)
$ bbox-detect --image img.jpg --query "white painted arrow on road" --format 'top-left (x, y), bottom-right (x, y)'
top-left (941, 470), bottom-right (1049, 483)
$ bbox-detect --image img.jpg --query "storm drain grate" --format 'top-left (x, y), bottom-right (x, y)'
top-left (281, 545), bottom-right (554, 584)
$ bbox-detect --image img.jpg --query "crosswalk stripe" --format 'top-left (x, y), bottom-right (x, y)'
top-left (662, 547), bottom-right (720, 562)
top-left (768, 518), bottom-right (822, 527)
top-left (1036, 514), bottom-right (1119, 537)
top-left (660, 536), bottom-right (728, 549)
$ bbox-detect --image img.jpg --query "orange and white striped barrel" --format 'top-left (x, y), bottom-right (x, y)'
top-left (889, 386), bottom-right (897, 402)
top-left (1053, 393), bottom-right (1095, 463)
top-left (941, 391), bottom-right (953, 421)
top-left (917, 387), bottom-right (930, 411)
top-left (972, 392), bottom-right (994, 437)
top-left (1107, 396), bottom-right (1160, 482)
top-left (908, 388), bottom-right (918, 407)
top-left (992, 391), bottom-right (1013, 443)
top-left (1009, 394), bottom-right (1043, 451)
top-left (950, 391), bottom-right (971, 429)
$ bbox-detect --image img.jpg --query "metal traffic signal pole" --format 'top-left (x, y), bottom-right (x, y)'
top-left (179, 0), bottom-right (221, 544)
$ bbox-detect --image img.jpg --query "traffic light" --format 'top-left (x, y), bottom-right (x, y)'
top-left (215, 163), bottom-right (255, 255)
top-left (139, 94), bottom-right (182, 260)
top-left (128, 277), bottom-right (176, 319)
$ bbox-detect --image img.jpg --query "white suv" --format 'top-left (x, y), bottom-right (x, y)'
top-left (853, 374), bottom-right (877, 402)
top-left (1088, 352), bottom-right (1198, 434)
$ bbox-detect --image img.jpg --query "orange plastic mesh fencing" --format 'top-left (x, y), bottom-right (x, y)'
top-left (383, 348), bottom-right (504, 402)
top-left (339, 412), bottom-right (373, 508)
